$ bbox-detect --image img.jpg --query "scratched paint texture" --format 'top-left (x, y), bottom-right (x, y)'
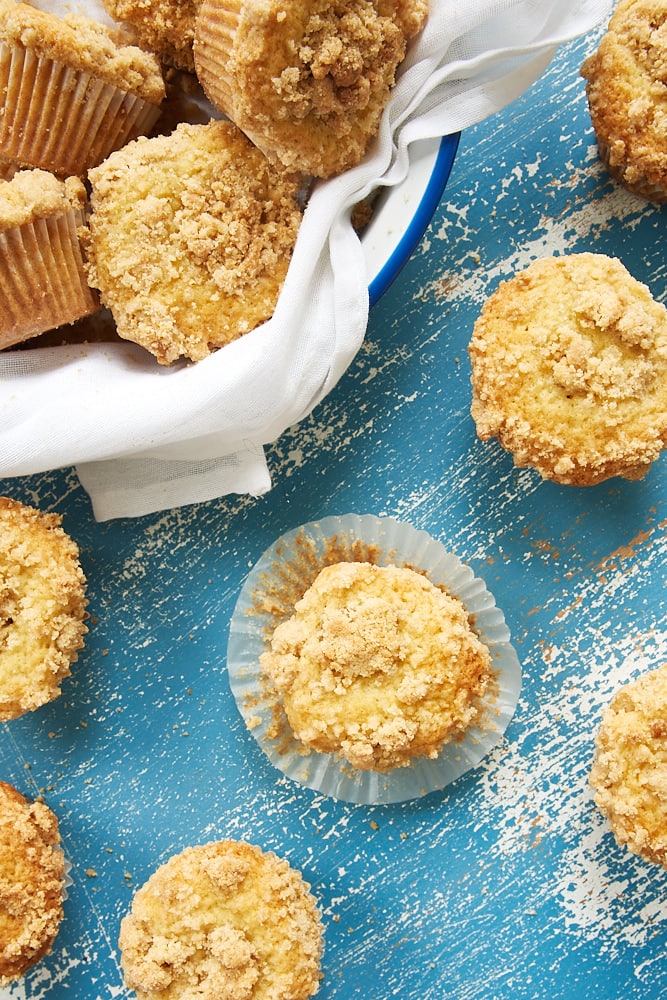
top-left (1, 21), bottom-right (666, 1000)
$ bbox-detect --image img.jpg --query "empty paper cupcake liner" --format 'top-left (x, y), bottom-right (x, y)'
top-left (227, 513), bottom-right (522, 805)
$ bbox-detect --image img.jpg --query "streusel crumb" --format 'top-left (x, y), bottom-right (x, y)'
top-left (590, 663), bottom-right (667, 868)
top-left (119, 840), bottom-right (323, 1000)
top-left (260, 561), bottom-right (493, 771)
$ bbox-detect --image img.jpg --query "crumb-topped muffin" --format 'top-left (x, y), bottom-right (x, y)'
top-left (85, 118), bottom-right (303, 365)
top-left (260, 560), bottom-right (493, 772)
top-left (119, 840), bottom-right (323, 1000)
top-left (0, 781), bottom-right (66, 984)
top-left (0, 169), bottom-right (99, 349)
top-left (590, 663), bottom-right (667, 868)
top-left (0, 0), bottom-right (165, 177)
top-left (0, 497), bottom-right (87, 720)
top-left (581, 0), bottom-right (667, 202)
top-left (194, 0), bottom-right (429, 178)
top-left (468, 253), bottom-right (667, 485)
top-left (104, 0), bottom-right (201, 72)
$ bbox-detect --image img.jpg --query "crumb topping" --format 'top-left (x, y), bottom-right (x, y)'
top-left (86, 119), bottom-right (303, 365)
top-left (581, 0), bottom-right (667, 190)
top-left (468, 253), bottom-right (667, 485)
top-left (590, 663), bottom-right (667, 868)
top-left (0, 169), bottom-right (86, 231)
top-left (104, 0), bottom-right (200, 72)
top-left (260, 561), bottom-right (493, 771)
top-left (0, 497), bottom-right (87, 720)
top-left (0, 0), bottom-right (165, 103)
top-left (195, 0), bottom-right (428, 177)
top-left (119, 840), bottom-right (323, 1000)
top-left (0, 782), bottom-right (65, 984)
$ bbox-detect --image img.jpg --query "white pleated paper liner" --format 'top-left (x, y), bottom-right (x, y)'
top-left (226, 513), bottom-right (522, 805)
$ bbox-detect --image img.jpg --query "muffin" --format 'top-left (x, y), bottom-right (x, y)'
top-left (0, 781), bottom-right (66, 984)
top-left (0, 0), bottom-right (165, 177)
top-left (104, 0), bottom-right (201, 72)
top-left (468, 252), bottom-right (667, 486)
top-left (0, 168), bottom-right (100, 349)
top-left (590, 663), bottom-right (667, 868)
top-left (85, 118), bottom-right (304, 365)
top-left (0, 496), bottom-right (88, 720)
top-left (228, 513), bottom-right (522, 805)
top-left (193, 0), bottom-right (429, 178)
top-left (118, 840), bottom-right (324, 1000)
top-left (260, 560), bottom-right (493, 772)
top-left (581, 0), bottom-right (667, 202)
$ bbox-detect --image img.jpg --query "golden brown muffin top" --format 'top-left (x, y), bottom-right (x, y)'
top-left (581, 0), bottom-right (667, 188)
top-left (590, 663), bottom-right (667, 868)
top-left (0, 496), bottom-right (87, 720)
top-left (468, 253), bottom-right (667, 486)
top-left (260, 561), bottom-right (493, 771)
top-left (0, 0), bottom-right (165, 104)
top-left (194, 0), bottom-right (428, 177)
top-left (0, 781), bottom-right (65, 984)
top-left (104, 0), bottom-right (201, 71)
top-left (119, 840), bottom-right (323, 1000)
top-left (86, 118), bottom-right (303, 365)
top-left (0, 169), bottom-right (86, 231)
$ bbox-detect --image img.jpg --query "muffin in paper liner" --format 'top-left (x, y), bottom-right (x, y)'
top-left (227, 513), bottom-right (522, 805)
top-left (193, 0), bottom-right (429, 178)
top-left (0, 172), bottom-right (99, 349)
top-left (0, 1), bottom-right (165, 178)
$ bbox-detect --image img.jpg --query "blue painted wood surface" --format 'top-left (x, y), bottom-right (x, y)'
top-left (1, 20), bottom-right (666, 1000)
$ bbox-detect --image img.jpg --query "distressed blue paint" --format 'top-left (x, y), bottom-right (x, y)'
top-left (1, 22), bottom-right (667, 1000)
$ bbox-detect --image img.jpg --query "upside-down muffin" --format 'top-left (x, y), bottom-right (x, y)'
top-left (581, 0), bottom-right (667, 202)
top-left (590, 663), bottom-right (667, 868)
top-left (0, 497), bottom-right (87, 720)
top-left (468, 252), bottom-right (667, 485)
top-left (85, 118), bottom-right (304, 365)
top-left (0, 781), bottom-right (67, 984)
top-left (119, 840), bottom-right (324, 1000)
top-left (194, 0), bottom-right (429, 177)
top-left (260, 560), bottom-right (493, 772)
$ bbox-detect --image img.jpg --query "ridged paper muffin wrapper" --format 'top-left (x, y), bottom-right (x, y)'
top-left (227, 513), bottom-right (522, 805)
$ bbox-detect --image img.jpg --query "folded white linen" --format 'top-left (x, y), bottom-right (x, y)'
top-left (0, 0), bottom-right (612, 520)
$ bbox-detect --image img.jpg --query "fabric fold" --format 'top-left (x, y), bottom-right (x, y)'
top-left (0, 0), bottom-right (612, 518)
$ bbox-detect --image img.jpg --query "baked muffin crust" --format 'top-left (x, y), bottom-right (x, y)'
top-left (581, 0), bottom-right (667, 200)
top-left (260, 561), bottom-right (493, 771)
top-left (468, 253), bottom-right (667, 485)
top-left (86, 118), bottom-right (303, 364)
top-left (0, 782), bottom-right (65, 984)
top-left (119, 840), bottom-right (323, 1000)
top-left (194, 0), bottom-right (428, 177)
top-left (590, 663), bottom-right (667, 868)
top-left (0, 169), bottom-right (86, 231)
top-left (0, 497), bottom-right (87, 720)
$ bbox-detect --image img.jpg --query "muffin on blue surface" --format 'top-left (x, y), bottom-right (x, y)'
top-left (228, 513), bottom-right (521, 805)
top-left (0, 781), bottom-right (66, 985)
top-left (119, 839), bottom-right (324, 1000)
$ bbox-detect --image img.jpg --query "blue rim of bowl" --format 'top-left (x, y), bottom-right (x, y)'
top-left (367, 133), bottom-right (460, 306)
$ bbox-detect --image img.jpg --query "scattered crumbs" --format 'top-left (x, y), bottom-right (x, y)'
top-left (48, 731), bottom-right (56, 739)
top-left (106, 847), bottom-right (113, 854)
top-left (24, 763), bottom-right (30, 770)
top-left (187, 687), bottom-right (193, 696)
top-left (400, 832), bottom-right (408, 840)
top-left (80, 720), bottom-right (88, 728)
top-left (102, 649), bottom-right (109, 656)
top-left (332, 914), bottom-right (340, 923)
top-left (369, 820), bottom-right (379, 831)
top-left (86, 868), bottom-right (98, 878)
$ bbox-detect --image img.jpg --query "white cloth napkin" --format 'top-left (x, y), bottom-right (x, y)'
top-left (0, 0), bottom-right (611, 520)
